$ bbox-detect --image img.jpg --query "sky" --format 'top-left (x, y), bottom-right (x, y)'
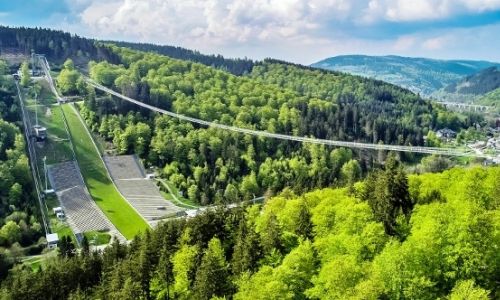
top-left (1, 0), bottom-right (500, 64)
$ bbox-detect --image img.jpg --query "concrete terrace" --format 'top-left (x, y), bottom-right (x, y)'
top-left (103, 155), bottom-right (181, 226)
top-left (47, 161), bottom-right (125, 240)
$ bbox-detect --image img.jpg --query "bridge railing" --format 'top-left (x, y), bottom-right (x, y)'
top-left (85, 77), bottom-right (491, 159)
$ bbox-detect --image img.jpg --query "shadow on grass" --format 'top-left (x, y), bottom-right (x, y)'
top-left (78, 161), bottom-right (112, 185)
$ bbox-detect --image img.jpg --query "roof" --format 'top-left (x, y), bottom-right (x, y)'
top-left (46, 233), bottom-right (59, 243)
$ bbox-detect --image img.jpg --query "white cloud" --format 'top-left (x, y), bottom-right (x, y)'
top-left (393, 36), bottom-right (417, 51)
top-left (75, 0), bottom-right (356, 59)
top-left (385, 1), bottom-right (450, 21)
top-left (385, 23), bottom-right (500, 61)
top-left (61, 0), bottom-right (500, 63)
top-left (75, 0), bottom-right (500, 45)
top-left (422, 36), bottom-right (449, 50)
top-left (78, 0), bottom-right (353, 46)
top-left (462, 0), bottom-right (500, 11)
top-left (363, 0), bottom-right (500, 22)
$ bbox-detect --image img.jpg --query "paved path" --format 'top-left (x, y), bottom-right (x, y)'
top-left (157, 179), bottom-right (198, 209)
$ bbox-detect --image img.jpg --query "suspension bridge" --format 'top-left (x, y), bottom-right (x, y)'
top-left (84, 77), bottom-right (493, 159)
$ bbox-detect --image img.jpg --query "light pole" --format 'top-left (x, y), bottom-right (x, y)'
top-left (34, 92), bottom-right (38, 126)
top-left (43, 156), bottom-right (48, 192)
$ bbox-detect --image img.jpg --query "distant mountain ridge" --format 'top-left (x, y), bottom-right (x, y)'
top-left (444, 66), bottom-right (500, 95)
top-left (311, 55), bottom-right (500, 97)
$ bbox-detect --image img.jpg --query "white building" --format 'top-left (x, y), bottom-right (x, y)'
top-left (46, 233), bottom-right (59, 249)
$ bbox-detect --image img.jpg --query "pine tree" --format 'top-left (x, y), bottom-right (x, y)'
top-left (296, 200), bottom-right (313, 240)
top-left (81, 236), bottom-right (90, 257)
top-left (138, 232), bottom-right (154, 299)
top-left (58, 236), bottom-right (76, 258)
top-left (68, 287), bottom-right (86, 300)
top-left (231, 218), bottom-right (262, 276)
top-left (260, 213), bottom-right (283, 255)
top-left (365, 155), bottom-right (413, 237)
top-left (151, 248), bottom-right (174, 300)
top-left (66, 236), bottom-right (76, 258)
top-left (193, 238), bottom-right (231, 300)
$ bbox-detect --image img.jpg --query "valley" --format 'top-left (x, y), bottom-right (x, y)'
top-left (0, 24), bottom-right (498, 300)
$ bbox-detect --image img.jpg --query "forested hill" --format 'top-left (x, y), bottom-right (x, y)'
top-left (249, 60), bottom-right (450, 142)
top-left (109, 41), bottom-right (254, 75)
top-left (1, 164), bottom-right (498, 299)
top-left (0, 26), bottom-right (253, 75)
top-left (444, 66), bottom-right (500, 95)
top-left (478, 87), bottom-right (500, 110)
top-left (78, 45), bottom-right (469, 205)
top-left (311, 55), bottom-right (500, 97)
top-left (0, 26), bottom-right (118, 63)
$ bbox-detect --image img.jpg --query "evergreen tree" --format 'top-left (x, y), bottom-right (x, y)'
top-left (138, 231), bottom-right (154, 299)
top-left (365, 155), bottom-right (413, 236)
top-left (296, 199), bottom-right (313, 240)
top-left (151, 248), bottom-right (174, 300)
top-left (81, 235), bottom-right (90, 257)
top-left (0, 251), bottom-right (12, 281)
top-left (58, 236), bottom-right (76, 258)
top-left (68, 287), bottom-right (87, 300)
top-left (231, 218), bottom-right (262, 275)
top-left (172, 241), bottom-right (199, 299)
top-left (193, 238), bottom-right (231, 300)
top-left (259, 213), bottom-right (283, 256)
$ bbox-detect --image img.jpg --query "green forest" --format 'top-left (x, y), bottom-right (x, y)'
top-left (0, 26), bottom-right (498, 300)
top-left (0, 26), bottom-right (254, 74)
top-left (79, 45), bottom-right (477, 205)
top-left (1, 162), bottom-right (498, 299)
top-left (0, 60), bottom-right (44, 281)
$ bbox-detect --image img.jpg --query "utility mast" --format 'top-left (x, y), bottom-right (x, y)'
top-left (34, 92), bottom-right (38, 126)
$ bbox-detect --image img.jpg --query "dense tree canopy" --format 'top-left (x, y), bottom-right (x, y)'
top-left (0, 26), bottom-right (254, 74)
top-left (1, 27), bottom-right (497, 300)
top-left (110, 41), bottom-right (254, 76)
top-left (57, 59), bottom-right (85, 95)
top-left (0, 61), bottom-right (43, 280)
top-left (80, 46), bottom-right (470, 205)
top-left (1, 166), bottom-right (497, 299)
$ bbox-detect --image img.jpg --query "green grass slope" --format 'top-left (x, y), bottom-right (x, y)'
top-left (61, 103), bottom-right (148, 239)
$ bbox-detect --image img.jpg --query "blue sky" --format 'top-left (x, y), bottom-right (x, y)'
top-left (1, 0), bottom-right (500, 64)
